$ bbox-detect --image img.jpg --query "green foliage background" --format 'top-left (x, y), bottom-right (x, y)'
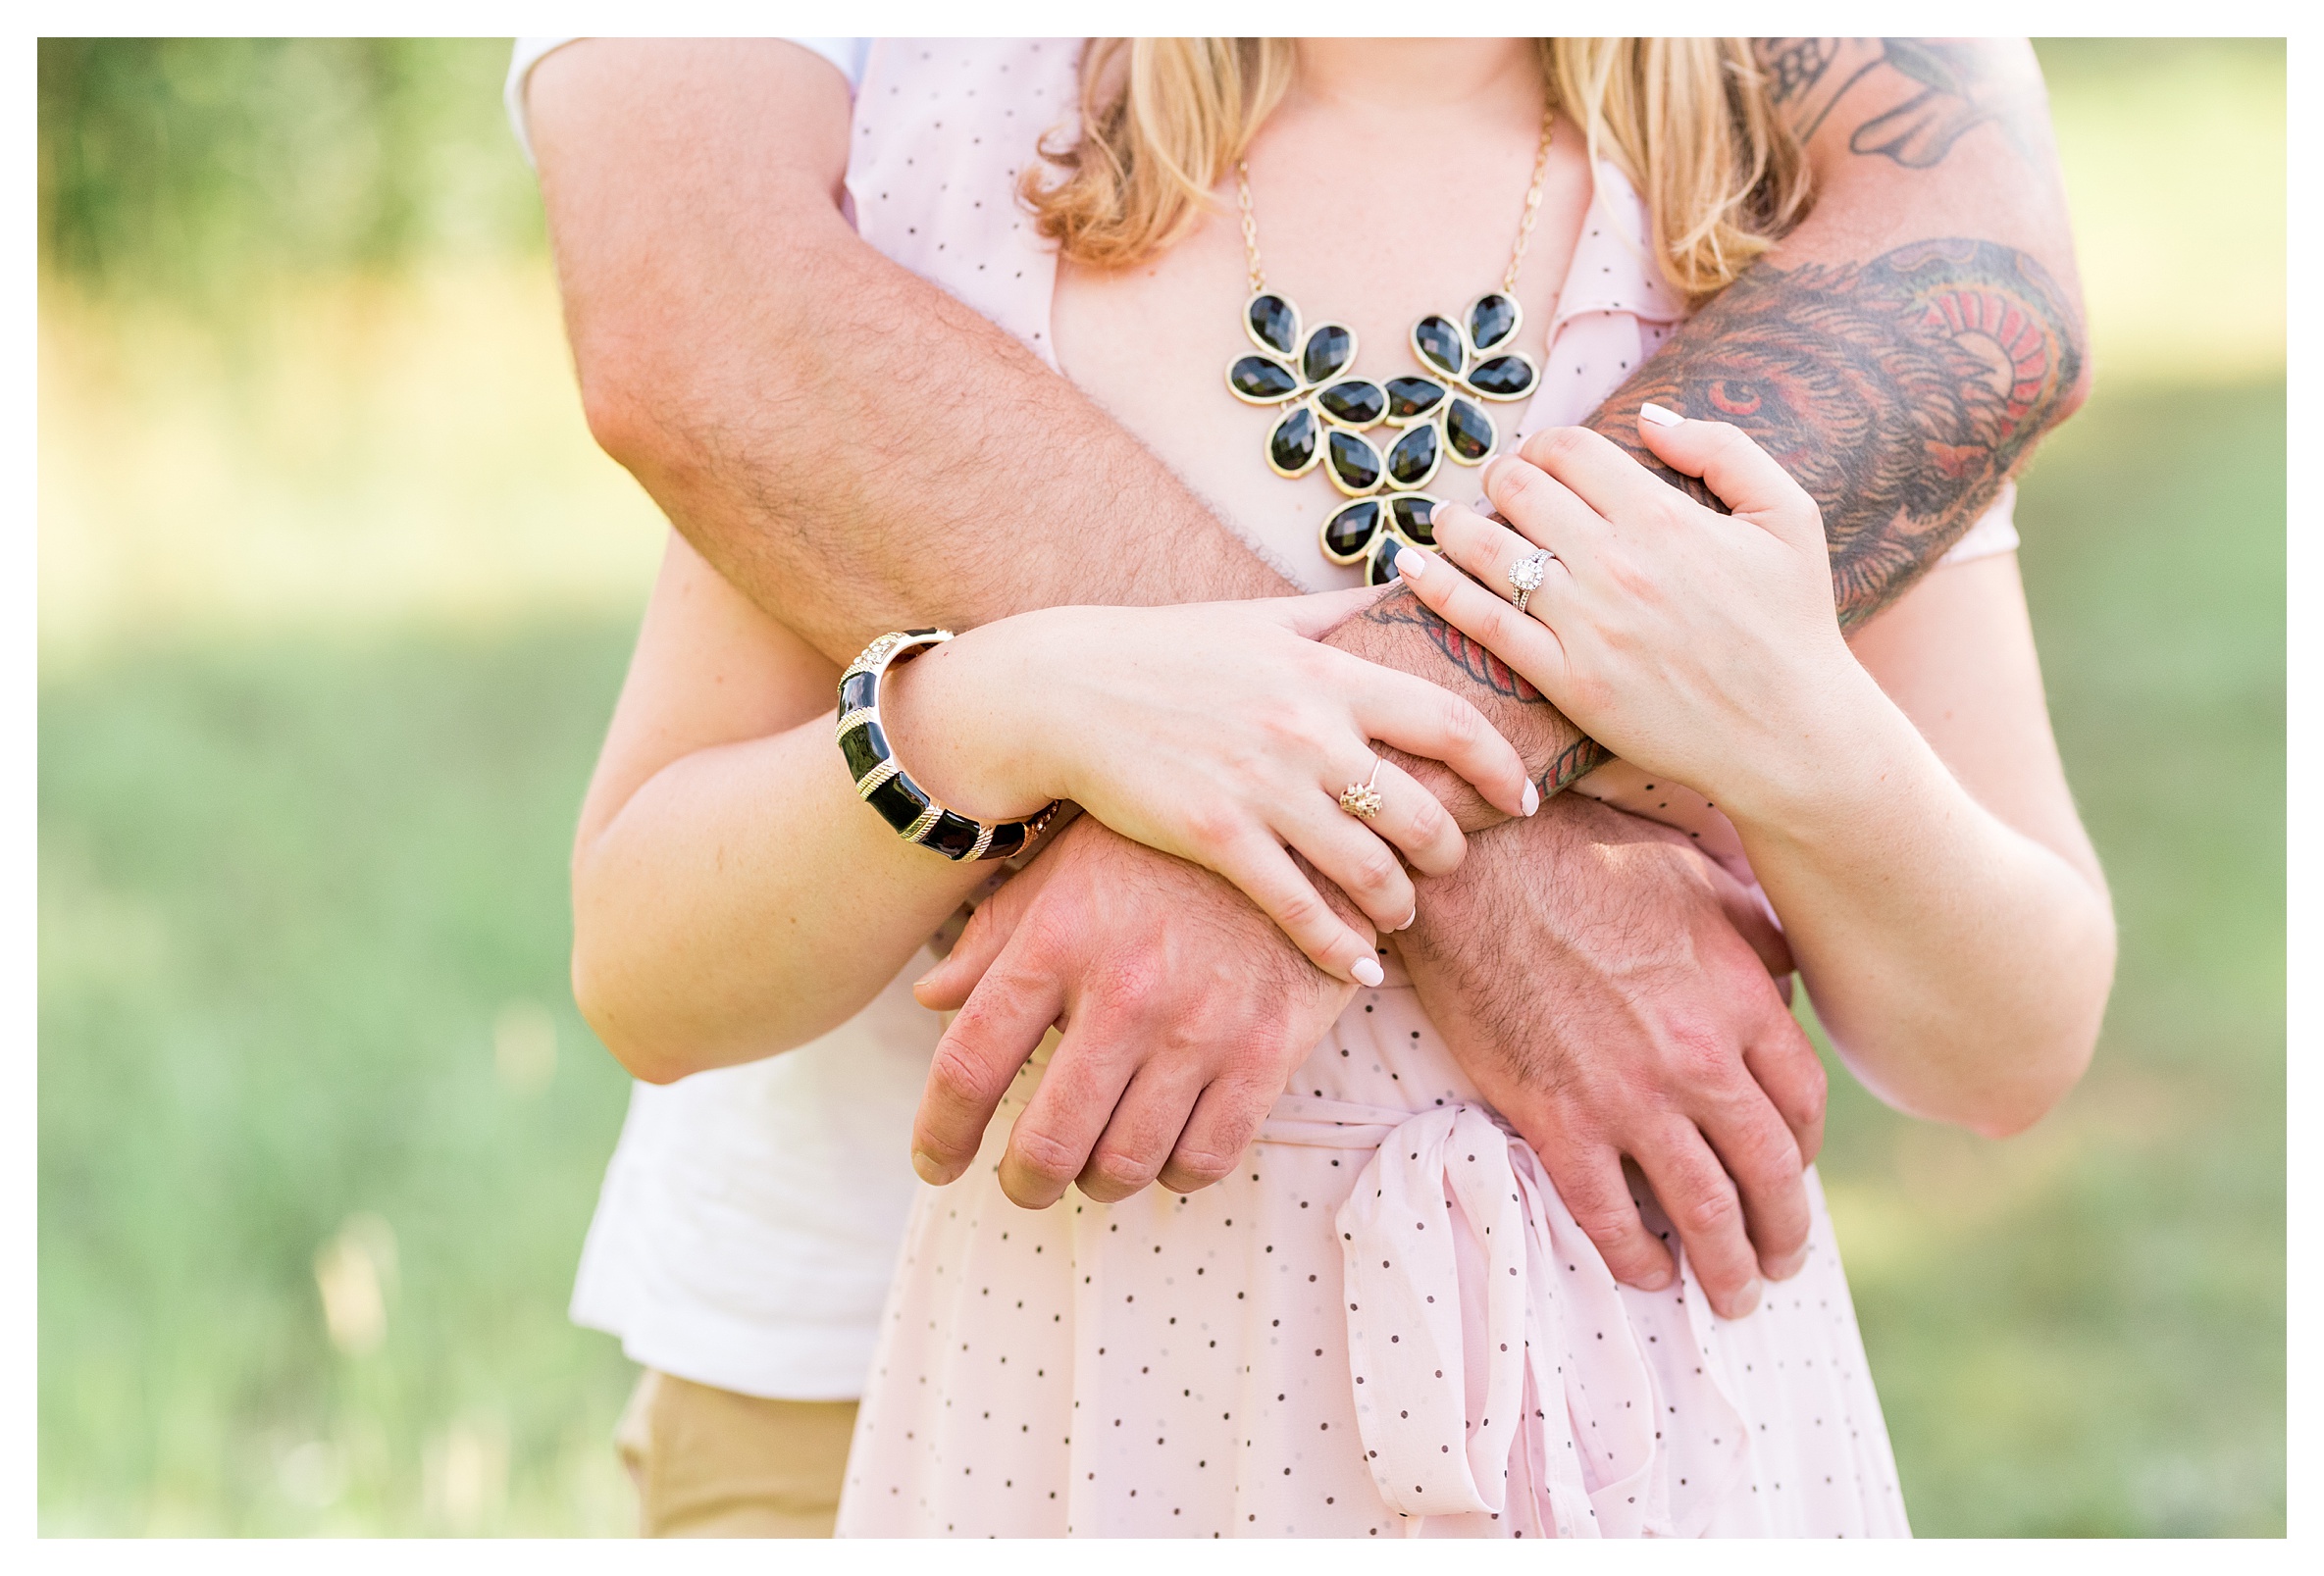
top-left (36, 38), bottom-right (2287, 1535)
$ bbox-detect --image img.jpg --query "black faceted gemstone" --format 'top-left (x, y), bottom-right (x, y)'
top-left (1316, 379), bottom-right (1387, 429)
top-left (1302, 323), bottom-right (1356, 385)
top-left (839, 670), bottom-right (880, 717)
top-left (1248, 293), bottom-right (1299, 355)
top-left (1468, 292), bottom-right (1519, 351)
top-left (1321, 499), bottom-right (1383, 562)
top-left (1268, 404), bottom-right (1319, 475)
top-left (1325, 430), bottom-right (1383, 492)
top-left (921, 810), bottom-right (985, 860)
top-left (1414, 315), bottom-right (1466, 376)
top-left (1386, 423), bottom-right (1439, 488)
top-left (1388, 494), bottom-right (1438, 546)
top-left (864, 767), bottom-right (932, 834)
top-left (1365, 534), bottom-right (1407, 587)
top-left (1444, 396), bottom-right (1496, 462)
top-left (1383, 375), bottom-right (1448, 424)
top-left (1468, 353), bottom-right (1537, 399)
top-left (1230, 355), bottom-right (1300, 402)
top-left (839, 718), bottom-right (890, 783)
top-left (981, 823), bottom-right (1027, 861)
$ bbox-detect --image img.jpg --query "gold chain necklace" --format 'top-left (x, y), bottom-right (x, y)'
top-left (1226, 114), bottom-right (1555, 584)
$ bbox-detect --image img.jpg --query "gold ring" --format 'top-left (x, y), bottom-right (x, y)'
top-left (1339, 759), bottom-right (1385, 820)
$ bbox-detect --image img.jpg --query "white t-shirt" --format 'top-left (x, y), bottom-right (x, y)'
top-left (511, 35), bottom-right (931, 1401)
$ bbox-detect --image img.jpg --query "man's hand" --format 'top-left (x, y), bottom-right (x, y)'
top-left (1399, 793), bottom-right (1827, 1321)
top-left (908, 815), bottom-right (1358, 1207)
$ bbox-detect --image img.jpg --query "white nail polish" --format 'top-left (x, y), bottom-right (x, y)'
top-left (1394, 547), bottom-right (1426, 580)
top-left (1352, 956), bottom-right (1385, 988)
top-left (1522, 781), bottom-right (1540, 817)
top-left (1639, 401), bottom-right (1684, 428)
top-left (1398, 906), bottom-right (1418, 932)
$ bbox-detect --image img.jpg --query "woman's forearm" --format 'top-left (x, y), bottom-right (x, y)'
top-left (571, 712), bottom-right (986, 1084)
top-left (1727, 672), bottom-right (2116, 1136)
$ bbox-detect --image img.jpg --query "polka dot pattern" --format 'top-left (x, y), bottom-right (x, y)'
top-left (840, 986), bottom-right (1907, 1538)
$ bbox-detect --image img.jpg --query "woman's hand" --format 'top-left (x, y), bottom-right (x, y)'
top-left (1396, 408), bottom-right (1880, 827)
top-left (878, 590), bottom-right (1537, 985)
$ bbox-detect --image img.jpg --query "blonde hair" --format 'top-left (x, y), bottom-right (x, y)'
top-left (1025, 38), bottom-right (1811, 302)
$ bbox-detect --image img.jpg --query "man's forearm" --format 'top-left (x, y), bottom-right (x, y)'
top-left (531, 38), bottom-right (1291, 672)
top-left (1341, 38), bottom-right (2090, 805)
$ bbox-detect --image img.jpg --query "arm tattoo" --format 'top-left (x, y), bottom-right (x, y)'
top-left (1365, 585), bottom-right (1542, 703)
top-left (1754, 37), bottom-right (2040, 168)
top-left (1360, 586), bottom-right (1613, 792)
top-left (1357, 234), bottom-right (2081, 792)
top-left (1595, 236), bottom-right (2084, 625)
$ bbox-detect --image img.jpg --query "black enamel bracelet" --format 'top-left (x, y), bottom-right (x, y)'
top-left (837, 629), bottom-right (1061, 862)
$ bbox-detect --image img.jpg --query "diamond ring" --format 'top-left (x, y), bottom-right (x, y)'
top-left (1339, 759), bottom-right (1385, 821)
top-left (1508, 547), bottom-right (1554, 615)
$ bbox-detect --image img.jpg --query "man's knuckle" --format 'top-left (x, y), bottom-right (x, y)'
top-left (1566, 1195), bottom-right (1637, 1244)
top-left (925, 1039), bottom-right (997, 1104)
top-left (1010, 1129), bottom-right (1083, 1185)
top-left (1672, 1177), bottom-right (1742, 1236)
top-left (1084, 1148), bottom-right (1157, 1195)
top-left (1167, 1144), bottom-right (1237, 1187)
top-left (1665, 1021), bottom-right (1741, 1085)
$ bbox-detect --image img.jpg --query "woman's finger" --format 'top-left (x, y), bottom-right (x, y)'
top-left (1324, 754), bottom-right (1466, 879)
top-left (1479, 447), bottom-right (1608, 557)
top-left (1260, 583), bottom-right (1400, 639)
top-left (1333, 649), bottom-right (1533, 821)
top-left (1508, 426), bottom-right (1688, 539)
top-left (1428, 499), bottom-right (1582, 618)
top-left (1392, 528), bottom-right (1575, 706)
top-left (1210, 835), bottom-right (1384, 986)
top-left (1271, 794), bottom-right (1420, 936)
top-left (1634, 404), bottom-right (1824, 547)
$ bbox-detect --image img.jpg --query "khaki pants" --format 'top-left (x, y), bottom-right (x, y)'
top-left (613, 1369), bottom-right (857, 1537)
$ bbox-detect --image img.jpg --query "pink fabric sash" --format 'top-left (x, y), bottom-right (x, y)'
top-left (1261, 1094), bottom-right (1751, 1537)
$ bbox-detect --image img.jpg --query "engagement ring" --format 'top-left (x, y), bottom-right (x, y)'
top-left (1339, 760), bottom-right (1385, 821)
top-left (1508, 547), bottom-right (1553, 615)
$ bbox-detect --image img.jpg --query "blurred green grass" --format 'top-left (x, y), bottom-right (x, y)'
top-left (36, 36), bottom-right (2285, 1536)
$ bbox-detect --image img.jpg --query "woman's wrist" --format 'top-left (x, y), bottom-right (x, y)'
top-left (1717, 657), bottom-right (1925, 841)
top-left (873, 620), bottom-right (1064, 822)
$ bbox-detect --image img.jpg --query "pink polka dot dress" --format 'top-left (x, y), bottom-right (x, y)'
top-left (833, 41), bottom-right (1915, 1538)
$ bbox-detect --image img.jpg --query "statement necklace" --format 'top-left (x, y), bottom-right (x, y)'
top-left (1225, 115), bottom-right (1554, 583)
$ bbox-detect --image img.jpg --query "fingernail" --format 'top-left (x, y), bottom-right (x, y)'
top-left (1768, 1246), bottom-right (1810, 1281)
top-left (1393, 547), bottom-right (1427, 580)
top-left (1729, 1277), bottom-right (1763, 1318)
top-left (1639, 401), bottom-right (1684, 428)
top-left (1635, 1263), bottom-right (1674, 1292)
top-left (1397, 905), bottom-right (1418, 932)
top-left (1522, 780), bottom-right (1540, 817)
top-left (1352, 956), bottom-right (1385, 988)
top-left (912, 1149), bottom-right (955, 1186)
